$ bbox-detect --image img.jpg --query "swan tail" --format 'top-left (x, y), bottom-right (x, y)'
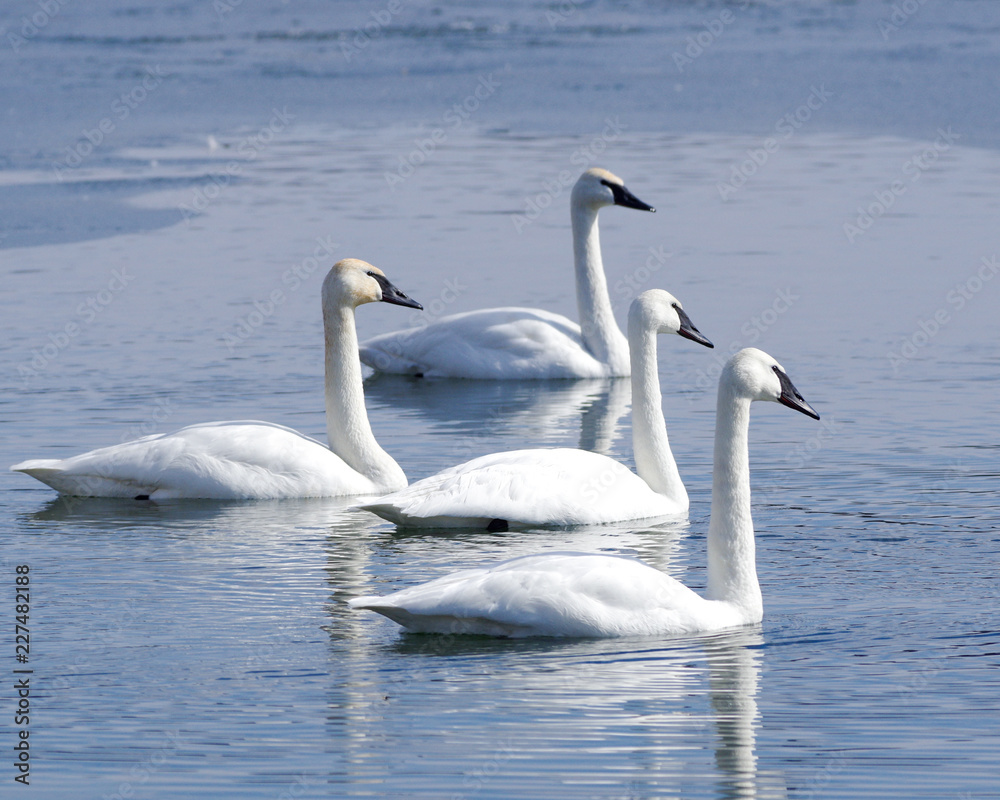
top-left (348, 598), bottom-right (527, 636)
top-left (359, 501), bottom-right (496, 529)
top-left (11, 460), bottom-right (150, 498)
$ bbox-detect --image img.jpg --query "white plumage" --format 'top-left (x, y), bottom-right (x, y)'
top-left (350, 552), bottom-right (738, 638)
top-left (362, 448), bottom-right (676, 529)
top-left (360, 288), bottom-right (714, 528)
top-left (361, 307), bottom-right (612, 380)
top-left (359, 168), bottom-right (656, 379)
top-left (351, 348), bottom-right (821, 638)
top-left (12, 421), bottom-right (376, 500)
top-left (11, 259), bottom-right (423, 500)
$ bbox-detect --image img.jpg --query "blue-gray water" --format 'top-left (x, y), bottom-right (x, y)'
top-left (2, 1), bottom-right (999, 798)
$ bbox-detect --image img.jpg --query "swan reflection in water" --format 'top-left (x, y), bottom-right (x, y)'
top-left (324, 598), bottom-right (788, 799)
top-left (363, 372), bottom-right (632, 457)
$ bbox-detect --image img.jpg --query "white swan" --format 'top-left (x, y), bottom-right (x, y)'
top-left (359, 288), bottom-right (713, 529)
top-left (11, 259), bottom-right (423, 500)
top-left (358, 168), bottom-right (655, 379)
top-left (350, 348), bottom-right (820, 637)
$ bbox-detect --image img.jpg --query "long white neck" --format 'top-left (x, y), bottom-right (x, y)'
top-left (323, 302), bottom-right (406, 491)
top-left (705, 381), bottom-right (762, 621)
top-left (571, 202), bottom-right (630, 375)
top-left (627, 318), bottom-right (687, 507)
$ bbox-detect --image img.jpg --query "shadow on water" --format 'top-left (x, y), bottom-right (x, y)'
top-left (17, 493), bottom-right (362, 532)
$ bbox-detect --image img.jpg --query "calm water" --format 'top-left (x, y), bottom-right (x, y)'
top-left (3, 2), bottom-right (1000, 798)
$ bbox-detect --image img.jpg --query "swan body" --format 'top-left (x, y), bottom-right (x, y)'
top-left (360, 289), bottom-right (714, 528)
top-left (11, 259), bottom-right (423, 500)
top-left (359, 168), bottom-right (655, 379)
top-left (361, 448), bottom-right (678, 530)
top-left (350, 348), bottom-right (820, 637)
top-left (361, 307), bottom-right (614, 380)
top-left (12, 422), bottom-right (384, 500)
top-left (349, 552), bottom-right (747, 638)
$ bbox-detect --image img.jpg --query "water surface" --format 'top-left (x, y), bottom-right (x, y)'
top-left (3, 2), bottom-right (1000, 798)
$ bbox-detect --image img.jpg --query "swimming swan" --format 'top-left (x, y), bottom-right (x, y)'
top-left (350, 348), bottom-right (819, 637)
top-left (359, 288), bottom-right (713, 529)
top-left (358, 168), bottom-right (655, 379)
top-left (11, 260), bottom-right (422, 500)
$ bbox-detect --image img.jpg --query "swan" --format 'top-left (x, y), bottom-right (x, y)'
top-left (358, 168), bottom-right (655, 379)
top-left (11, 259), bottom-right (423, 500)
top-left (358, 288), bottom-right (713, 529)
top-left (350, 347), bottom-right (820, 637)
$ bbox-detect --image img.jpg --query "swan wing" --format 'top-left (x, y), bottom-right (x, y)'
top-left (359, 307), bottom-right (612, 379)
top-left (360, 448), bottom-right (682, 528)
top-left (350, 552), bottom-right (717, 637)
top-left (11, 421), bottom-right (377, 499)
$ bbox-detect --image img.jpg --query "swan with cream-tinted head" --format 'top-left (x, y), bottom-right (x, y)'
top-left (350, 347), bottom-right (819, 638)
top-left (11, 259), bottom-right (422, 500)
top-left (359, 288), bottom-right (712, 529)
top-left (359, 168), bottom-right (655, 379)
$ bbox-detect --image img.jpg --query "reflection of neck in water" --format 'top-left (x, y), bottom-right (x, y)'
top-left (577, 377), bottom-right (630, 454)
top-left (705, 629), bottom-right (786, 800)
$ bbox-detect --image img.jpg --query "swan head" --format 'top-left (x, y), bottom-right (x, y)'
top-left (725, 348), bottom-right (820, 419)
top-left (572, 168), bottom-right (655, 212)
top-left (628, 289), bottom-right (714, 348)
top-left (323, 259), bottom-right (423, 310)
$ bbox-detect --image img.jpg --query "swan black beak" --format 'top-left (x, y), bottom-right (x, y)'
top-left (775, 367), bottom-right (820, 420)
top-left (675, 305), bottom-right (714, 349)
top-left (374, 274), bottom-right (423, 310)
top-left (603, 180), bottom-right (655, 212)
